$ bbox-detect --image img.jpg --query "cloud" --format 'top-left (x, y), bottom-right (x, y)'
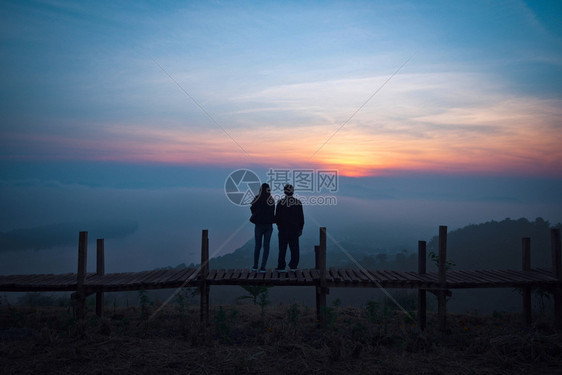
top-left (222, 70), bottom-right (562, 175)
top-left (3, 67), bottom-right (561, 177)
top-left (2, 1), bottom-right (562, 178)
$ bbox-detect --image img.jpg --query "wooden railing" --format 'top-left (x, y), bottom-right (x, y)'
top-left (0, 226), bottom-right (560, 331)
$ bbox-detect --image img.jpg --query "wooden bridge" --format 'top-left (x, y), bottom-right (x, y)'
top-left (1, 266), bottom-right (560, 292)
top-left (1, 226), bottom-right (561, 331)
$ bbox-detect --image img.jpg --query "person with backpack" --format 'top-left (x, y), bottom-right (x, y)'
top-left (250, 183), bottom-right (275, 272)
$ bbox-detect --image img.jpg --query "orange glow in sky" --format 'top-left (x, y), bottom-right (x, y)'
top-left (15, 107), bottom-right (557, 178)
top-left (2, 1), bottom-right (562, 180)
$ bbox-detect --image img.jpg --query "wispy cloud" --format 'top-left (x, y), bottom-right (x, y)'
top-left (2, 1), bottom-right (562, 177)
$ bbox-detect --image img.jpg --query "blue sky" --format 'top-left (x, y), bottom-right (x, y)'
top-left (1, 0), bottom-right (561, 176)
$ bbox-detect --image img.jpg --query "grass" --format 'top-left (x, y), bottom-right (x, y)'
top-left (0, 303), bottom-right (561, 374)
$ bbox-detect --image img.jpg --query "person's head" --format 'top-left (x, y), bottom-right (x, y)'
top-left (284, 184), bottom-right (294, 196)
top-left (258, 183), bottom-right (270, 198)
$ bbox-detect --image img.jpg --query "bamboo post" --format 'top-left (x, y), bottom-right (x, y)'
top-left (438, 225), bottom-right (447, 332)
top-left (76, 231), bottom-right (88, 320)
top-left (200, 229), bottom-right (210, 326)
top-left (314, 244), bottom-right (321, 324)
top-left (315, 244), bottom-right (320, 270)
top-left (522, 237), bottom-right (532, 327)
top-left (317, 227), bottom-right (327, 329)
top-left (417, 240), bottom-right (427, 331)
top-left (552, 228), bottom-right (561, 329)
top-left (96, 239), bottom-right (105, 317)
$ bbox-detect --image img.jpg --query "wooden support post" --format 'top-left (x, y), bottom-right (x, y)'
top-left (314, 245), bottom-right (321, 324)
top-left (552, 228), bottom-right (562, 329)
top-left (200, 229), bottom-right (210, 326)
top-left (417, 240), bottom-right (427, 331)
top-left (315, 244), bottom-right (320, 270)
top-left (522, 237), bottom-right (532, 327)
top-left (317, 227), bottom-right (328, 329)
top-left (76, 231), bottom-right (87, 320)
top-left (96, 239), bottom-right (105, 318)
top-left (437, 225), bottom-right (447, 332)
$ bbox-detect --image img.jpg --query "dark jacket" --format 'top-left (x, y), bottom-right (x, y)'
top-left (250, 195), bottom-right (275, 224)
top-left (275, 196), bottom-right (304, 234)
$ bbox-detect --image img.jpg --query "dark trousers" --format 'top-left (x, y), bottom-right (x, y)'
top-left (254, 223), bottom-right (273, 269)
top-left (278, 231), bottom-right (300, 269)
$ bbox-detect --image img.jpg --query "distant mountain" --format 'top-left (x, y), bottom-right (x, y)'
top-left (427, 217), bottom-right (561, 271)
top-left (173, 217), bottom-right (560, 273)
top-left (77, 217), bottom-right (562, 314)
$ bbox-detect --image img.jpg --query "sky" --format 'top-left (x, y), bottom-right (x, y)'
top-left (1, 0), bottom-right (562, 274)
top-left (1, 0), bottom-right (561, 176)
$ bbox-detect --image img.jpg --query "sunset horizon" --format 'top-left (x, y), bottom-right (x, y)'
top-left (2, 1), bottom-right (561, 180)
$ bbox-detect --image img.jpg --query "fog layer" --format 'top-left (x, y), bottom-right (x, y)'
top-left (1, 163), bottom-right (561, 274)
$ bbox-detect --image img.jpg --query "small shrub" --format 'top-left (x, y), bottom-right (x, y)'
top-left (119, 317), bottom-right (130, 333)
top-left (287, 303), bottom-right (301, 327)
top-left (428, 251), bottom-right (456, 271)
top-left (214, 307), bottom-right (238, 342)
top-left (8, 306), bottom-right (25, 327)
top-left (138, 290), bottom-right (153, 321)
top-left (366, 300), bottom-right (379, 323)
top-left (533, 288), bottom-right (552, 316)
top-left (237, 285), bottom-right (271, 305)
top-left (351, 321), bottom-right (366, 342)
top-left (257, 288), bottom-right (270, 318)
top-left (175, 291), bottom-right (187, 317)
top-left (99, 318), bottom-right (111, 336)
top-left (323, 306), bottom-right (337, 330)
top-left (492, 310), bottom-right (505, 321)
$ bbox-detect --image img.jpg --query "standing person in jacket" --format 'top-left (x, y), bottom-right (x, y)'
top-left (250, 183), bottom-right (275, 272)
top-left (275, 184), bottom-right (304, 271)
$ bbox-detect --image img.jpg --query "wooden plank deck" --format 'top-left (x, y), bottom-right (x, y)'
top-left (0, 267), bottom-right (560, 293)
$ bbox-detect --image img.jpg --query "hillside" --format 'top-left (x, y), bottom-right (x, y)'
top-left (151, 217), bottom-right (562, 313)
top-left (177, 217), bottom-right (560, 274)
top-left (427, 217), bottom-right (561, 271)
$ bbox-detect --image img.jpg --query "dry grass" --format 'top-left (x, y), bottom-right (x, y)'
top-left (1, 303), bottom-right (561, 375)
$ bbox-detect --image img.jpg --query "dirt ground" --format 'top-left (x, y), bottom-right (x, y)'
top-left (1, 303), bottom-right (561, 375)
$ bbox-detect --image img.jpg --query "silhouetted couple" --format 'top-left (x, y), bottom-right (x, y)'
top-left (250, 183), bottom-right (304, 272)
